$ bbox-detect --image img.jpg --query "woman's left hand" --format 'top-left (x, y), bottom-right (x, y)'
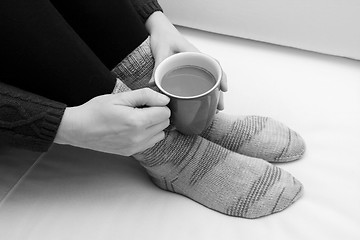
top-left (145, 11), bottom-right (228, 110)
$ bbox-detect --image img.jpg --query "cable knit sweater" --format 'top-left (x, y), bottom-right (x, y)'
top-left (0, 0), bottom-right (162, 152)
top-left (0, 83), bottom-right (66, 152)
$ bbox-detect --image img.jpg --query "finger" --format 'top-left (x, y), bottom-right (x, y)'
top-left (153, 48), bottom-right (172, 71)
top-left (120, 88), bottom-right (170, 107)
top-left (151, 48), bottom-right (173, 84)
top-left (131, 131), bottom-right (166, 155)
top-left (144, 119), bottom-right (170, 137)
top-left (211, 59), bottom-right (227, 92)
top-left (144, 131), bottom-right (166, 148)
top-left (220, 70), bottom-right (228, 92)
top-left (125, 119), bottom-right (169, 153)
top-left (217, 91), bottom-right (225, 111)
top-left (137, 106), bottom-right (171, 127)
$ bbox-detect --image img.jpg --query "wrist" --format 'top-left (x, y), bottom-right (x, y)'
top-left (54, 107), bottom-right (78, 146)
top-left (145, 11), bottom-right (173, 35)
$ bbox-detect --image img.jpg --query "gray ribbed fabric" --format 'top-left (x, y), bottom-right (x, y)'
top-left (111, 37), bottom-right (157, 91)
top-left (136, 130), bottom-right (303, 218)
top-left (111, 37), bottom-right (306, 163)
top-left (111, 41), bottom-right (304, 218)
top-left (200, 113), bottom-right (306, 162)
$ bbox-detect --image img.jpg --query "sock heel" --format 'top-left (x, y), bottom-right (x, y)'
top-left (149, 176), bottom-right (168, 190)
top-left (148, 174), bottom-right (181, 194)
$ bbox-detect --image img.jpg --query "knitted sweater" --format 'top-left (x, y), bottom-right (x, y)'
top-left (0, 83), bottom-right (66, 152)
top-left (0, 0), bottom-right (162, 152)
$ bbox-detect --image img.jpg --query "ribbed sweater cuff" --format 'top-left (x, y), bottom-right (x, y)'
top-left (136, 1), bottom-right (163, 23)
top-left (36, 105), bottom-right (66, 151)
top-left (0, 105), bottom-right (65, 152)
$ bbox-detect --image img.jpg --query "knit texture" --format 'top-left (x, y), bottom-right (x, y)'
top-left (111, 43), bottom-right (303, 218)
top-left (137, 131), bottom-right (303, 218)
top-left (201, 113), bottom-right (306, 162)
top-left (0, 83), bottom-right (66, 152)
top-left (112, 37), bottom-right (157, 91)
top-left (131, 0), bottom-right (163, 23)
top-left (111, 37), bottom-right (306, 162)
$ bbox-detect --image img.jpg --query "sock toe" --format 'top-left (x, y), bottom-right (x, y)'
top-left (138, 132), bottom-right (303, 219)
top-left (201, 114), bottom-right (306, 163)
top-left (273, 129), bottom-right (306, 162)
top-left (264, 172), bottom-right (304, 217)
top-left (225, 162), bottom-right (304, 218)
top-left (235, 117), bottom-right (306, 163)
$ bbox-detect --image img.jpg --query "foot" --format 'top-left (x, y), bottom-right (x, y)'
top-left (135, 131), bottom-right (303, 218)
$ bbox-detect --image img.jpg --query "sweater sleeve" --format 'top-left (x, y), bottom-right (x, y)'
top-left (0, 82), bottom-right (66, 152)
top-left (131, 0), bottom-right (163, 23)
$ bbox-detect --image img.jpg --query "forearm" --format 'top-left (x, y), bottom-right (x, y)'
top-left (50, 0), bottom-right (150, 69)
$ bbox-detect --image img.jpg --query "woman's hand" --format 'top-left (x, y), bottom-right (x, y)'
top-left (145, 11), bottom-right (228, 110)
top-left (54, 88), bottom-right (170, 156)
top-left (145, 11), bottom-right (198, 71)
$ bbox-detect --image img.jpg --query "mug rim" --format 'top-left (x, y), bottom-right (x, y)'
top-left (154, 52), bottom-right (222, 100)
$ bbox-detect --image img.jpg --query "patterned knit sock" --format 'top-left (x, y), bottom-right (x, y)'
top-left (111, 37), bottom-right (158, 91)
top-left (111, 37), bottom-right (157, 91)
top-left (200, 113), bottom-right (306, 163)
top-left (135, 131), bottom-right (303, 218)
top-left (111, 44), bottom-right (303, 218)
top-left (111, 37), bottom-right (306, 163)
top-left (112, 78), bottom-right (304, 218)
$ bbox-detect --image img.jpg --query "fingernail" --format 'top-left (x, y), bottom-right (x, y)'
top-left (159, 94), bottom-right (170, 104)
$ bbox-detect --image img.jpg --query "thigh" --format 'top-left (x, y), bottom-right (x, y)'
top-left (1, 0), bottom-right (117, 106)
top-left (50, 0), bottom-right (149, 69)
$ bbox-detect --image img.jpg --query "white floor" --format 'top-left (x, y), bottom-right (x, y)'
top-left (0, 27), bottom-right (359, 240)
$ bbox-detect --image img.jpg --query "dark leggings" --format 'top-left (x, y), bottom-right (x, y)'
top-left (1, 0), bottom-right (148, 106)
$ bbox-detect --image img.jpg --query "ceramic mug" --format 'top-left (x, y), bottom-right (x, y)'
top-left (154, 52), bottom-right (222, 135)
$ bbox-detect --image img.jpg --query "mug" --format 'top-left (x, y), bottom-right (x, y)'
top-left (154, 52), bottom-right (222, 135)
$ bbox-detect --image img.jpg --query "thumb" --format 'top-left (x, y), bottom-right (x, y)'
top-left (154, 48), bottom-right (172, 71)
top-left (118, 88), bottom-right (169, 107)
top-left (150, 48), bottom-right (172, 85)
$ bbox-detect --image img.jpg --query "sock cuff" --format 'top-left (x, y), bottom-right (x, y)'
top-left (112, 37), bottom-right (155, 90)
top-left (112, 78), bottom-right (131, 93)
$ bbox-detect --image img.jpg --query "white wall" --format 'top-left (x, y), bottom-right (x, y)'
top-left (159, 0), bottom-right (360, 60)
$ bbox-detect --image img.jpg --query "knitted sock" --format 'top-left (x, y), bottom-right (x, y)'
top-left (200, 113), bottom-right (306, 162)
top-left (111, 37), bottom-right (157, 91)
top-left (135, 131), bottom-right (303, 218)
top-left (112, 46), bottom-right (303, 218)
top-left (111, 37), bottom-right (306, 163)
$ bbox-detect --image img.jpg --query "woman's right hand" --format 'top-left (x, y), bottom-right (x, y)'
top-left (54, 88), bottom-right (170, 156)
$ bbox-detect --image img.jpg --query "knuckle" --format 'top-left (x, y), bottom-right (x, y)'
top-left (121, 143), bottom-right (140, 156)
top-left (125, 149), bottom-right (137, 156)
top-left (134, 118), bottom-right (146, 129)
top-left (119, 146), bottom-right (133, 156)
top-left (121, 150), bottom-right (132, 157)
top-left (140, 87), bottom-right (152, 97)
top-left (129, 135), bottom-right (142, 145)
top-left (126, 115), bottom-right (144, 129)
